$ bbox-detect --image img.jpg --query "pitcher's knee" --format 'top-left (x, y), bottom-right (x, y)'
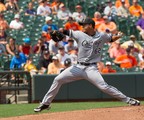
top-left (53, 76), bottom-right (65, 85)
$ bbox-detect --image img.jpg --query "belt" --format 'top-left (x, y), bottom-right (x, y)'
top-left (77, 62), bottom-right (96, 66)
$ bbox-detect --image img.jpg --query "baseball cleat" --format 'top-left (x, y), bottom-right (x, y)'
top-left (34, 104), bottom-right (50, 112)
top-left (127, 98), bottom-right (140, 106)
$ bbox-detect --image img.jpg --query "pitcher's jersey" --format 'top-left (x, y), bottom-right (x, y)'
top-left (69, 30), bottom-right (111, 63)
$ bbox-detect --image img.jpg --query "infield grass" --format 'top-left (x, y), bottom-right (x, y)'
top-left (0, 101), bottom-right (144, 118)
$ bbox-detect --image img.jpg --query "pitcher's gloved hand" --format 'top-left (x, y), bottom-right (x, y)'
top-left (50, 30), bottom-right (65, 42)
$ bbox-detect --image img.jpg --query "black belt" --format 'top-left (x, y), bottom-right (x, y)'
top-left (77, 62), bottom-right (96, 66)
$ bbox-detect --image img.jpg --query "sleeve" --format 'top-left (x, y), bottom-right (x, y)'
top-left (69, 30), bottom-right (81, 42)
top-left (136, 19), bottom-right (141, 26)
top-left (42, 25), bottom-right (48, 32)
top-left (102, 32), bottom-right (112, 43)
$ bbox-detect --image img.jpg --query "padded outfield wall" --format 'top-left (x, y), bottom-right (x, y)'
top-left (32, 73), bottom-right (144, 102)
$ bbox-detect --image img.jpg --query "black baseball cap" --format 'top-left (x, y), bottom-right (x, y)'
top-left (79, 18), bottom-right (95, 27)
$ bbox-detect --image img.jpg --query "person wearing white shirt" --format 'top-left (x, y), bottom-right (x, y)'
top-left (104, 0), bottom-right (117, 21)
top-left (56, 46), bottom-right (70, 65)
top-left (72, 5), bottom-right (86, 22)
top-left (37, 0), bottom-right (51, 16)
top-left (57, 4), bottom-right (72, 21)
top-left (9, 14), bottom-right (24, 30)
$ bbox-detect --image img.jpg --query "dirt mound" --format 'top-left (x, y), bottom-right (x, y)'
top-left (1, 106), bottom-right (144, 120)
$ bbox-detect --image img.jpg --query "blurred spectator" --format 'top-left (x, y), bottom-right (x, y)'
top-left (102, 61), bottom-right (116, 73)
top-left (113, 47), bottom-right (137, 69)
top-left (69, 49), bottom-right (78, 65)
top-left (25, 2), bottom-right (36, 16)
top-left (98, 16), bottom-right (117, 34)
top-left (5, 0), bottom-right (19, 13)
top-left (37, 0), bottom-right (51, 16)
top-left (92, 11), bottom-right (104, 29)
top-left (10, 51), bottom-right (27, 70)
top-left (37, 50), bottom-right (52, 74)
top-left (103, 0), bottom-right (118, 22)
top-left (23, 57), bottom-right (38, 76)
top-left (9, 14), bottom-right (24, 30)
top-left (0, 1), bottom-right (6, 12)
top-left (33, 37), bottom-right (49, 54)
top-left (115, 0), bottom-right (130, 8)
top-left (56, 46), bottom-right (70, 65)
top-left (0, 43), bottom-right (7, 56)
top-left (57, 4), bottom-right (72, 21)
top-left (121, 35), bottom-right (143, 52)
top-left (138, 49), bottom-right (144, 62)
top-left (72, 5), bottom-right (86, 22)
top-left (47, 55), bottom-right (63, 74)
top-left (60, 58), bottom-right (72, 73)
top-left (49, 39), bottom-right (63, 55)
top-left (136, 12), bottom-right (144, 40)
top-left (64, 38), bottom-right (77, 53)
top-left (97, 62), bottom-right (105, 73)
top-left (108, 41), bottom-right (126, 59)
top-left (64, 17), bottom-right (81, 31)
top-left (42, 16), bottom-right (58, 34)
top-left (0, 13), bottom-right (9, 31)
top-left (51, 0), bottom-right (64, 15)
top-left (117, 0), bottom-right (130, 18)
top-left (19, 37), bottom-right (33, 56)
top-left (6, 37), bottom-right (18, 56)
top-left (129, 0), bottom-right (143, 17)
top-left (138, 61), bottom-right (144, 71)
top-left (0, 28), bottom-right (7, 45)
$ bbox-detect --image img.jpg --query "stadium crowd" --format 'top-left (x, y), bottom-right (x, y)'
top-left (0, 0), bottom-right (144, 76)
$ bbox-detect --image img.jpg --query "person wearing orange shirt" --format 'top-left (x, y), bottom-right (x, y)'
top-left (102, 61), bottom-right (116, 74)
top-left (64, 17), bottom-right (81, 31)
top-left (129, 0), bottom-right (143, 17)
top-left (115, 0), bottom-right (130, 8)
top-left (113, 47), bottom-right (137, 69)
top-left (98, 16), bottom-right (117, 34)
top-left (92, 11), bottom-right (104, 29)
top-left (0, 1), bottom-right (6, 12)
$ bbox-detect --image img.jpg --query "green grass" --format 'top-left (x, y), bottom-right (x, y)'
top-left (0, 101), bottom-right (144, 118)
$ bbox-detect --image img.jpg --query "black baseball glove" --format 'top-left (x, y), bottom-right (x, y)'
top-left (50, 30), bottom-right (65, 42)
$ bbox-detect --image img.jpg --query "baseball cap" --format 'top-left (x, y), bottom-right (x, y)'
top-left (14, 14), bottom-right (20, 19)
top-left (52, 56), bottom-right (58, 60)
top-left (106, 61), bottom-right (111, 65)
top-left (121, 0), bottom-right (125, 2)
top-left (59, 4), bottom-right (65, 9)
top-left (45, 16), bottom-right (52, 21)
top-left (75, 5), bottom-right (82, 9)
top-left (130, 35), bottom-right (136, 39)
top-left (78, 17), bottom-right (95, 27)
top-left (23, 37), bottom-right (30, 44)
top-left (43, 50), bottom-right (49, 55)
top-left (64, 58), bottom-right (71, 66)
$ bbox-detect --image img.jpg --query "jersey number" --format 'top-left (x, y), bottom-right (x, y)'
top-left (94, 48), bottom-right (101, 54)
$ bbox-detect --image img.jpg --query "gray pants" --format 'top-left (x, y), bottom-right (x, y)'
top-left (42, 64), bottom-right (130, 105)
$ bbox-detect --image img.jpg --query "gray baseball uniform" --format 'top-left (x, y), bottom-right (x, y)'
top-left (41, 30), bottom-right (130, 105)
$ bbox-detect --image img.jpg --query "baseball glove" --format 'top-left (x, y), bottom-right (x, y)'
top-left (50, 30), bottom-right (65, 42)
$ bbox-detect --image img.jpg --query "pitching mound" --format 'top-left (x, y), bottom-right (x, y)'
top-left (1, 106), bottom-right (144, 120)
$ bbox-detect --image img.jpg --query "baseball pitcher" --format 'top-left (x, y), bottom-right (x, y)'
top-left (34, 18), bottom-right (140, 112)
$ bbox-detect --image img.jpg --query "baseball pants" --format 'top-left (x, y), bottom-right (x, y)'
top-left (41, 64), bottom-right (130, 105)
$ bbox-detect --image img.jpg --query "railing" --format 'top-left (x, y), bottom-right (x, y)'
top-left (0, 70), bottom-right (32, 104)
